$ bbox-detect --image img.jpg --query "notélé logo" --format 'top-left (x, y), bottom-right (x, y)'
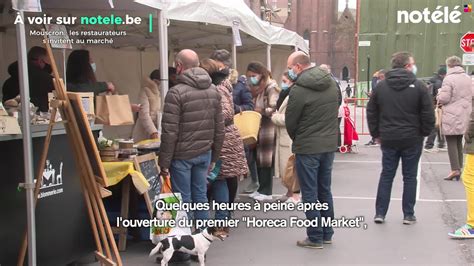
top-left (397, 5), bottom-right (465, 24)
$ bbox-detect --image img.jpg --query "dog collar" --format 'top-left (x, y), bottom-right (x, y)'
top-left (203, 234), bottom-right (213, 243)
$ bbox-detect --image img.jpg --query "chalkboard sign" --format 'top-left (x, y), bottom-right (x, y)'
top-left (134, 153), bottom-right (161, 200)
top-left (68, 92), bottom-right (109, 187)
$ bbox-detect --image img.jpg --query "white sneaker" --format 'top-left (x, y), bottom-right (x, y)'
top-left (285, 197), bottom-right (300, 204)
top-left (253, 194), bottom-right (273, 201)
top-left (277, 195), bottom-right (289, 202)
top-left (244, 182), bottom-right (259, 193)
top-left (248, 191), bottom-right (261, 198)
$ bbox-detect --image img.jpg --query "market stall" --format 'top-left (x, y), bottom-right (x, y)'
top-left (0, 123), bottom-right (103, 265)
top-left (2, 0), bottom-right (308, 114)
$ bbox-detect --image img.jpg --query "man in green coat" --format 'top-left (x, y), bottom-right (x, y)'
top-left (285, 51), bottom-right (339, 249)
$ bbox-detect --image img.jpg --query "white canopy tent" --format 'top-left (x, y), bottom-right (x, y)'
top-left (3, 0), bottom-right (307, 104)
top-left (134, 0), bottom-right (308, 51)
top-left (134, 0), bottom-right (308, 98)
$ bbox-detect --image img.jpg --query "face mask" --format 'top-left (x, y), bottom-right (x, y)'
top-left (281, 82), bottom-right (289, 91)
top-left (288, 68), bottom-right (298, 81)
top-left (90, 62), bottom-right (97, 73)
top-left (250, 75), bottom-right (260, 86)
top-left (411, 64), bottom-right (417, 75)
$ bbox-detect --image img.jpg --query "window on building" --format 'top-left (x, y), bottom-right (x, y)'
top-left (303, 29), bottom-right (310, 40)
top-left (342, 66), bottom-right (349, 81)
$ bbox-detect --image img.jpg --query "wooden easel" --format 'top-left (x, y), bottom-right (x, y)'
top-left (112, 177), bottom-right (131, 251)
top-left (17, 39), bottom-right (122, 265)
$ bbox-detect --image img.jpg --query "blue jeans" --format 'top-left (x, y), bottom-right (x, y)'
top-left (209, 179), bottom-right (229, 220)
top-left (170, 151), bottom-right (211, 225)
top-left (295, 152), bottom-right (335, 243)
top-left (375, 141), bottom-right (423, 217)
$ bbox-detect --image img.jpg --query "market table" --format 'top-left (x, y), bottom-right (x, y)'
top-left (102, 161), bottom-right (151, 251)
top-left (102, 161), bottom-right (149, 192)
top-left (0, 123), bottom-right (102, 265)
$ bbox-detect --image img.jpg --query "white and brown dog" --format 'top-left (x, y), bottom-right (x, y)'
top-left (149, 227), bottom-right (229, 266)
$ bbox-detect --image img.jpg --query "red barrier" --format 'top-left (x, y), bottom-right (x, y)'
top-left (341, 98), bottom-right (370, 137)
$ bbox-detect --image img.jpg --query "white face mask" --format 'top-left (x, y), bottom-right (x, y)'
top-left (90, 62), bottom-right (97, 73)
top-left (411, 64), bottom-right (417, 75)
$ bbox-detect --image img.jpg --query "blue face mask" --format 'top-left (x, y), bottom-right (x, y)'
top-left (281, 82), bottom-right (290, 91)
top-left (250, 76), bottom-right (260, 86)
top-left (90, 62), bottom-right (97, 73)
top-left (288, 68), bottom-right (298, 81)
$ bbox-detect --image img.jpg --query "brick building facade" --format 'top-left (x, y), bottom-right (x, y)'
top-left (244, 0), bottom-right (356, 80)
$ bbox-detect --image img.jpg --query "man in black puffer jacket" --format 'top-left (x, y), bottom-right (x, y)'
top-left (424, 67), bottom-right (447, 151)
top-left (367, 51), bottom-right (434, 225)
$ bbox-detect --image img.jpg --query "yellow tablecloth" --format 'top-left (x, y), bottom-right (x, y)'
top-left (102, 161), bottom-right (150, 194)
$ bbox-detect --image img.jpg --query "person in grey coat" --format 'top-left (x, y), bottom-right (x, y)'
top-left (437, 56), bottom-right (473, 181)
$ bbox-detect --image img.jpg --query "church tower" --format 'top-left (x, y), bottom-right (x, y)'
top-left (285, 0), bottom-right (338, 65)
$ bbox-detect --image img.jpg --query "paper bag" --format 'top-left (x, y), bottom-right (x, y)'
top-left (282, 154), bottom-right (300, 193)
top-left (435, 106), bottom-right (442, 130)
top-left (95, 95), bottom-right (134, 126)
top-left (0, 116), bottom-right (21, 135)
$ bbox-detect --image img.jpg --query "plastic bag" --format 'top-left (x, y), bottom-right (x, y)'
top-left (150, 192), bottom-right (191, 244)
top-left (207, 160), bottom-right (222, 182)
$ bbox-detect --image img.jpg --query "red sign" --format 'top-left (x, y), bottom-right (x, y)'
top-left (461, 32), bottom-right (474, 53)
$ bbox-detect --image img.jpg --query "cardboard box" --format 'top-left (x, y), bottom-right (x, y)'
top-left (0, 102), bottom-right (8, 116)
top-left (50, 91), bottom-right (94, 120)
top-left (48, 92), bottom-right (56, 108)
top-left (78, 92), bottom-right (95, 117)
top-left (64, 92), bottom-right (95, 120)
top-left (0, 116), bottom-right (21, 135)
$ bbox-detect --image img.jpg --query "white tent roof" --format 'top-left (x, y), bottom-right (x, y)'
top-left (134, 0), bottom-right (308, 52)
top-left (18, 0), bottom-right (147, 11)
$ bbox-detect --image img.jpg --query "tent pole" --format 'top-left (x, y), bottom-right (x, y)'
top-left (266, 44), bottom-right (271, 72)
top-left (232, 44), bottom-right (237, 69)
top-left (16, 11), bottom-right (37, 266)
top-left (63, 49), bottom-right (67, 85)
top-left (158, 9), bottom-right (168, 108)
top-left (157, 9), bottom-right (168, 136)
